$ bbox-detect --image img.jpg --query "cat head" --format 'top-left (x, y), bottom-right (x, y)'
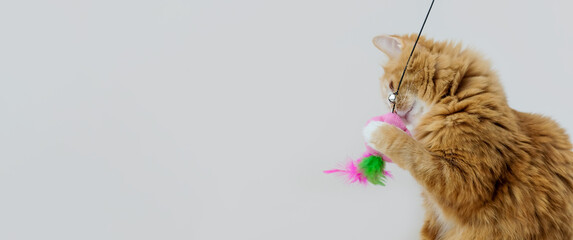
top-left (373, 34), bottom-right (477, 128)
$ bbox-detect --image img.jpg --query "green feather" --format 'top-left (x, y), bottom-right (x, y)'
top-left (358, 155), bottom-right (386, 186)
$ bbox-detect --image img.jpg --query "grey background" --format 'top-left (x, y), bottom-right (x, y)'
top-left (1, 0), bottom-right (572, 239)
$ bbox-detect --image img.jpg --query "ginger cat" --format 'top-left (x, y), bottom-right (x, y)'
top-left (363, 34), bottom-right (573, 239)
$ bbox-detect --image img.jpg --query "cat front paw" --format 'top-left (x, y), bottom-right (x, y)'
top-left (363, 121), bottom-right (389, 151)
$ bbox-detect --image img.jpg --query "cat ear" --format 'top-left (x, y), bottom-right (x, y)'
top-left (372, 35), bottom-right (403, 58)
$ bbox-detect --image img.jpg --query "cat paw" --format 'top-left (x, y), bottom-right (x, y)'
top-left (363, 121), bottom-right (389, 149)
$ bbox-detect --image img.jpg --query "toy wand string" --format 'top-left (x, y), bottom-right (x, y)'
top-left (324, 0), bottom-right (435, 186)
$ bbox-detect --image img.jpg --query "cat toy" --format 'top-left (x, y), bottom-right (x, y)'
top-left (324, 0), bottom-right (435, 186)
top-left (324, 113), bottom-right (410, 185)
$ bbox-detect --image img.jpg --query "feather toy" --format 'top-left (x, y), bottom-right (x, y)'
top-left (324, 112), bottom-right (410, 186)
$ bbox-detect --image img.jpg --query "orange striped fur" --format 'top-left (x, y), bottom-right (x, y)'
top-left (367, 34), bottom-right (573, 239)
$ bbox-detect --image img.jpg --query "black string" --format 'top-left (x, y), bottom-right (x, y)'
top-left (392, 0), bottom-right (435, 113)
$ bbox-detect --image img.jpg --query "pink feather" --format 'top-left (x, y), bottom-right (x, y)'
top-left (324, 113), bottom-right (408, 185)
top-left (323, 156), bottom-right (369, 185)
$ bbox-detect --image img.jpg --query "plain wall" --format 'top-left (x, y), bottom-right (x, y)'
top-left (1, 0), bottom-right (572, 239)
